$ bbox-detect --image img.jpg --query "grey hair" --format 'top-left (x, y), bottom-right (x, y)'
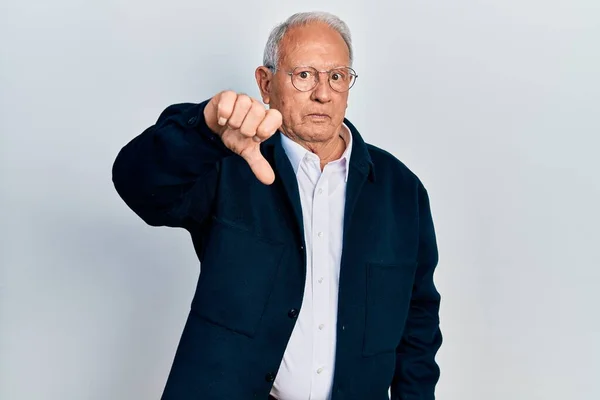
top-left (263, 11), bottom-right (353, 70)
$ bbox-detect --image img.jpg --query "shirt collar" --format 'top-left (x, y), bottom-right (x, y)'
top-left (280, 123), bottom-right (353, 182)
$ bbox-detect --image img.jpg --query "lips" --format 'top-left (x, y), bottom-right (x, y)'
top-left (307, 113), bottom-right (330, 118)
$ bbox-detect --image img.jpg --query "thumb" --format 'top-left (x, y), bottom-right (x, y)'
top-left (240, 145), bottom-right (275, 185)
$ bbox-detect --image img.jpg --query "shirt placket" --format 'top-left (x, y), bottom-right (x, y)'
top-left (310, 163), bottom-right (332, 398)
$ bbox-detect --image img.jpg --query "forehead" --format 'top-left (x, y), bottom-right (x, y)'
top-left (279, 22), bottom-right (350, 69)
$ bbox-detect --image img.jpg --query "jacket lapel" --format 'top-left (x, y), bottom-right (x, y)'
top-left (264, 123), bottom-right (375, 249)
top-left (340, 118), bottom-right (376, 249)
top-left (269, 132), bottom-right (305, 241)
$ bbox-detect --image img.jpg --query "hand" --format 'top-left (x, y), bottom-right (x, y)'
top-left (204, 91), bottom-right (282, 185)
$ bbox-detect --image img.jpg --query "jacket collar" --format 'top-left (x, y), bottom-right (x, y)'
top-left (279, 122), bottom-right (354, 182)
top-left (263, 119), bottom-right (376, 248)
top-left (265, 118), bottom-right (376, 184)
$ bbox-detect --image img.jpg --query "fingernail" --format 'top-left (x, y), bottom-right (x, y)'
top-left (252, 136), bottom-right (262, 143)
top-left (218, 117), bottom-right (227, 126)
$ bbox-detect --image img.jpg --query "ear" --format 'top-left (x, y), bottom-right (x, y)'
top-left (255, 66), bottom-right (273, 104)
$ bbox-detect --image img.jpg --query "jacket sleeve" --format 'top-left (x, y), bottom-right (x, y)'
top-left (112, 99), bottom-right (235, 229)
top-left (391, 181), bottom-right (442, 399)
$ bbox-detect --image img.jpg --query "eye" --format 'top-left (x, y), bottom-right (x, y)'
top-left (297, 69), bottom-right (313, 80)
top-left (330, 69), bottom-right (348, 81)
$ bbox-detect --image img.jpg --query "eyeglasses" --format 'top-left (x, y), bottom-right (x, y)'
top-left (267, 65), bottom-right (358, 93)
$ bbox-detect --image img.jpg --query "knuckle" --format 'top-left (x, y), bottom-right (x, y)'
top-left (228, 119), bottom-right (242, 129)
top-left (265, 111), bottom-right (282, 128)
top-left (266, 108), bottom-right (282, 122)
top-left (239, 125), bottom-right (255, 137)
top-left (217, 101), bottom-right (234, 119)
top-left (221, 90), bottom-right (236, 102)
top-left (216, 105), bottom-right (230, 119)
top-left (236, 94), bottom-right (252, 110)
top-left (220, 90), bottom-right (235, 100)
top-left (239, 131), bottom-right (254, 139)
top-left (251, 102), bottom-right (266, 117)
top-left (256, 122), bottom-right (272, 138)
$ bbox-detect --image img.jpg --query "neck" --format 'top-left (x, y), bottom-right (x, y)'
top-left (314, 133), bottom-right (346, 170)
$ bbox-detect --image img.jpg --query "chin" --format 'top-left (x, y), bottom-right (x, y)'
top-left (297, 125), bottom-right (337, 143)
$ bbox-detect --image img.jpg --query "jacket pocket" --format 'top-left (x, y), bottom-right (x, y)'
top-left (191, 216), bottom-right (285, 337)
top-left (362, 261), bottom-right (416, 357)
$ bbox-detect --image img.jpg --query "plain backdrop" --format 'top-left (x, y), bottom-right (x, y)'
top-left (1, 0), bottom-right (599, 399)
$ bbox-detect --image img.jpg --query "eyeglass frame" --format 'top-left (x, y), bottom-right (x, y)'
top-left (266, 65), bottom-right (358, 93)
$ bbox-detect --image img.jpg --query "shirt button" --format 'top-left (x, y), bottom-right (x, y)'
top-left (317, 188), bottom-right (323, 195)
top-left (319, 324), bottom-right (325, 330)
top-left (318, 277), bottom-right (323, 283)
top-left (317, 367), bottom-right (324, 374)
top-left (265, 372), bottom-right (276, 382)
top-left (317, 232), bottom-right (323, 238)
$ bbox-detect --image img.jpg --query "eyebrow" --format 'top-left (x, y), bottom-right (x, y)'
top-left (291, 64), bottom-right (351, 70)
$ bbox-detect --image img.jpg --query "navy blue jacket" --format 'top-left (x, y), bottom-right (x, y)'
top-left (112, 100), bottom-right (442, 400)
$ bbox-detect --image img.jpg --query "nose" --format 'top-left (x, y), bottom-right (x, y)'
top-left (310, 71), bottom-right (333, 103)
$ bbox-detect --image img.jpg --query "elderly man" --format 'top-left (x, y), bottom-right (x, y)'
top-left (112, 11), bottom-right (442, 400)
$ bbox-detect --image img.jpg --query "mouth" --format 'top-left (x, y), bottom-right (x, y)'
top-left (307, 113), bottom-right (330, 119)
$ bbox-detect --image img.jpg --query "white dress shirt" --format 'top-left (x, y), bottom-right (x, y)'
top-left (270, 125), bottom-right (353, 400)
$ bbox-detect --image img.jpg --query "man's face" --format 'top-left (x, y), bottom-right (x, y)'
top-left (257, 22), bottom-right (351, 144)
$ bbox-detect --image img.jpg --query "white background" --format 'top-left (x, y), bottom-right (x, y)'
top-left (1, 0), bottom-right (599, 399)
